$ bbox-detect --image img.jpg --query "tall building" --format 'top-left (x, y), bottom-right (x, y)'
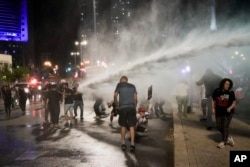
top-left (0, 0), bottom-right (33, 67)
top-left (79, 0), bottom-right (111, 39)
top-left (111, 0), bottom-right (136, 35)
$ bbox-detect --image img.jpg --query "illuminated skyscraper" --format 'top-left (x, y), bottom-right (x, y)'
top-left (0, 0), bottom-right (33, 66)
top-left (79, 0), bottom-right (111, 38)
top-left (111, 0), bottom-right (136, 35)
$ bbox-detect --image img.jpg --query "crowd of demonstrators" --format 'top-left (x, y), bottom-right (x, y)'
top-left (114, 76), bottom-right (137, 152)
top-left (175, 79), bottom-right (189, 118)
top-left (1, 84), bottom-right (29, 119)
top-left (196, 69), bottom-right (222, 130)
top-left (212, 78), bottom-right (236, 149)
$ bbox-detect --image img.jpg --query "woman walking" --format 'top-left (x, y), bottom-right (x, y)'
top-left (212, 78), bottom-right (236, 149)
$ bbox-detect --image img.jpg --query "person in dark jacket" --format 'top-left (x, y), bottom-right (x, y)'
top-left (2, 85), bottom-right (12, 119)
top-left (73, 87), bottom-right (84, 120)
top-left (46, 84), bottom-right (62, 129)
top-left (18, 85), bottom-right (27, 115)
top-left (196, 69), bottom-right (222, 130)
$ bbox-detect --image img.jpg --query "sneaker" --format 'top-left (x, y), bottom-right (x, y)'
top-left (121, 144), bottom-right (127, 151)
top-left (227, 136), bottom-right (235, 146)
top-left (217, 142), bottom-right (225, 149)
top-left (130, 145), bottom-right (135, 152)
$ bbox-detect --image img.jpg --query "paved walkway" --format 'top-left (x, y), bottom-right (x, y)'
top-left (174, 104), bottom-right (250, 167)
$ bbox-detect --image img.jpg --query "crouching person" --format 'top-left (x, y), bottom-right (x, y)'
top-left (136, 107), bottom-right (149, 132)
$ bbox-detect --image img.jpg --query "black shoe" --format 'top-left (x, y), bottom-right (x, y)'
top-left (130, 145), bottom-right (135, 152)
top-left (200, 118), bottom-right (207, 121)
top-left (80, 117), bottom-right (84, 120)
top-left (206, 126), bottom-right (212, 130)
top-left (121, 144), bottom-right (127, 151)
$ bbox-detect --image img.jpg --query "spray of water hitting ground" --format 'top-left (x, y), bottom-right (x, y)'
top-left (78, 1), bottom-right (250, 102)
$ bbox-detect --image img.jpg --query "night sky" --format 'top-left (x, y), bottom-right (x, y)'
top-left (31, 0), bottom-right (250, 68)
top-left (32, 0), bottom-right (81, 67)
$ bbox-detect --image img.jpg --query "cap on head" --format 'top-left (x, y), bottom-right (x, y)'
top-left (138, 107), bottom-right (145, 113)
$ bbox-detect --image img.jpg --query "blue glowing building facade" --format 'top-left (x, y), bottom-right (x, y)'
top-left (0, 0), bottom-right (28, 42)
top-left (0, 0), bottom-right (33, 67)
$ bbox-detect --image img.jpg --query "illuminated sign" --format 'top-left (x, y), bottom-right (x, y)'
top-left (0, 0), bottom-right (28, 42)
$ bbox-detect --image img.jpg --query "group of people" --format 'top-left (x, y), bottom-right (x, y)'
top-left (2, 70), bottom-right (236, 151)
top-left (176, 69), bottom-right (236, 149)
top-left (43, 82), bottom-right (84, 128)
top-left (196, 69), bottom-right (236, 149)
top-left (1, 84), bottom-right (28, 119)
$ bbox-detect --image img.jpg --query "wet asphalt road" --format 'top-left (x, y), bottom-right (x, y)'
top-left (0, 100), bottom-right (174, 167)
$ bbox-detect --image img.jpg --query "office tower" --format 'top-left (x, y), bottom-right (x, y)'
top-left (0, 0), bottom-right (32, 66)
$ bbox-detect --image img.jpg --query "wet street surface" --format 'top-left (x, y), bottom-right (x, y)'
top-left (0, 100), bottom-right (174, 167)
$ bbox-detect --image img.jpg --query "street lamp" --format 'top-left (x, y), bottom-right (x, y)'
top-left (75, 40), bottom-right (88, 62)
top-left (70, 52), bottom-right (79, 67)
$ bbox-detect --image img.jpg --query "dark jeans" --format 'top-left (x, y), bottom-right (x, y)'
top-left (74, 101), bottom-right (84, 118)
top-left (49, 105), bottom-right (60, 124)
top-left (4, 102), bottom-right (11, 116)
top-left (215, 112), bottom-right (233, 143)
top-left (19, 98), bottom-right (27, 112)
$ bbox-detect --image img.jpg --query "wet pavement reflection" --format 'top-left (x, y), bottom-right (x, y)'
top-left (0, 100), bottom-right (174, 167)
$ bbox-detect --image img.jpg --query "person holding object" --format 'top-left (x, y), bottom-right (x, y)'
top-left (212, 78), bottom-right (236, 149)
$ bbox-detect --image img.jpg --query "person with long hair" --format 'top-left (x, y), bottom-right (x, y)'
top-left (212, 78), bottom-right (236, 148)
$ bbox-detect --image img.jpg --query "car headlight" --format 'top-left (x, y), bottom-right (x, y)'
top-left (24, 88), bottom-right (29, 93)
top-left (38, 85), bottom-right (42, 90)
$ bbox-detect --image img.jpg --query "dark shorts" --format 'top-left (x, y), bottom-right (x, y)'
top-left (118, 107), bottom-right (137, 127)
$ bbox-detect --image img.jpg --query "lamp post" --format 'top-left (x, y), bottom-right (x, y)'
top-left (75, 40), bottom-right (88, 62)
top-left (70, 52), bottom-right (79, 68)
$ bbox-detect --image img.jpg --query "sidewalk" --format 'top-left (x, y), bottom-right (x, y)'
top-left (174, 105), bottom-right (250, 167)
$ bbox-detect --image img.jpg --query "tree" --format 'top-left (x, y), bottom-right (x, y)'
top-left (0, 64), bottom-right (13, 84)
top-left (0, 66), bottom-right (30, 84)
